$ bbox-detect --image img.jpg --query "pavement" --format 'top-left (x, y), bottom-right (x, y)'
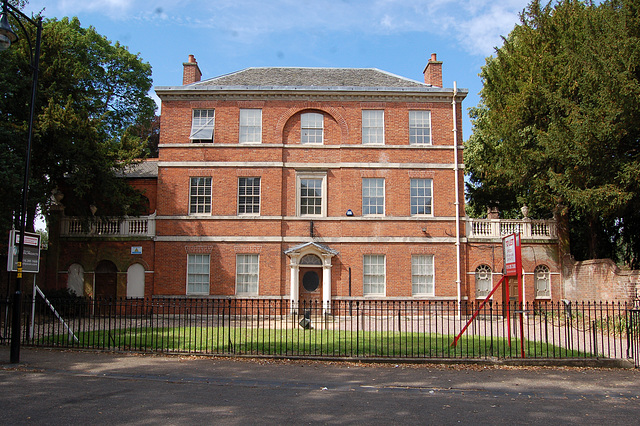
top-left (1, 347), bottom-right (639, 425)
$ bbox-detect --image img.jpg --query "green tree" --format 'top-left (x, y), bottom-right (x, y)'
top-left (466, 0), bottom-right (640, 267)
top-left (0, 11), bottom-right (155, 236)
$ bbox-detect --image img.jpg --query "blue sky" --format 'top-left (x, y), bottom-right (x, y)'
top-left (27, 0), bottom-right (532, 139)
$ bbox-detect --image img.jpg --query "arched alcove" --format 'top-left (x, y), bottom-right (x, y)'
top-left (95, 260), bottom-right (118, 299)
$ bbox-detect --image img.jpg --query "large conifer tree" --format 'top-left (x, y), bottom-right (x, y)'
top-left (466, 0), bottom-right (640, 267)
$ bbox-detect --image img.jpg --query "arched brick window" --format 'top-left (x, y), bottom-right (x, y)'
top-left (68, 263), bottom-right (84, 296)
top-left (475, 265), bottom-right (492, 299)
top-left (127, 263), bottom-right (145, 299)
top-left (534, 265), bottom-right (551, 298)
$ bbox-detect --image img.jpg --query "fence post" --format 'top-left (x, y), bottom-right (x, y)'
top-left (628, 306), bottom-right (640, 368)
top-left (592, 319), bottom-right (597, 357)
top-left (355, 301), bottom-right (360, 357)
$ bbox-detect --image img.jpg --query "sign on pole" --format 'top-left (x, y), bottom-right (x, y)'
top-left (503, 233), bottom-right (521, 277)
top-left (454, 232), bottom-right (526, 358)
top-left (7, 230), bottom-right (41, 273)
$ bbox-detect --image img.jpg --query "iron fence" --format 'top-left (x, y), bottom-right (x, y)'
top-left (1, 296), bottom-right (639, 366)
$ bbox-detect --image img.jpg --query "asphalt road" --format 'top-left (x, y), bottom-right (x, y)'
top-left (1, 347), bottom-right (639, 425)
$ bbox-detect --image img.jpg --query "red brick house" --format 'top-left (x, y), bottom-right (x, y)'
top-left (48, 54), bottom-right (563, 309)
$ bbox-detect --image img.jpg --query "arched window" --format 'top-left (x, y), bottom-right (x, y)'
top-left (68, 263), bottom-right (84, 296)
top-left (127, 263), bottom-right (145, 298)
top-left (475, 265), bottom-right (492, 299)
top-left (301, 112), bottom-right (324, 144)
top-left (534, 265), bottom-right (551, 298)
top-left (300, 254), bottom-right (322, 265)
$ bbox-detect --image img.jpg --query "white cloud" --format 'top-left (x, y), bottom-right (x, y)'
top-left (28, 0), bottom-right (530, 57)
top-left (453, 3), bottom-right (528, 55)
top-left (53, 0), bottom-right (133, 16)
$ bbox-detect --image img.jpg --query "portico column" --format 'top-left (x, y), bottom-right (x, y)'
top-left (289, 256), bottom-right (299, 314)
top-left (322, 258), bottom-right (331, 315)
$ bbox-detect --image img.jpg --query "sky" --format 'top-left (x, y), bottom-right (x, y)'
top-left (26, 0), bottom-right (532, 140)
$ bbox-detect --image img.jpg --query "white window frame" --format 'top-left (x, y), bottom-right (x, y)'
top-left (301, 112), bottom-right (324, 144)
top-left (534, 265), bottom-right (551, 298)
top-left (363, 254), bottom-right (386, 296)
top-left (189, 177), bottom-right (212, 215)
top-left (475, 265), bottom-right (492, 299)
top-left (238, 177), bottom-right (261, 215)
top-left (362, 178), bottom-right (385, 216)
top-left (412, 255), bottom-right (434, 296)
top-left (410, 178), bottom-right (433, 216)
top-left (296, 172), bottom-right (327, 217)
top-left (409, 110), bottom-right (431, 145)
top-left (187, 254), bottom-right (210, 295)
top-left (239, 109), bottom-right (262, 144)
top-left (190, 109), bottom-right (215, 142)
top-left (236, 254), bottom-right (259, 295)
top-left (362, 110), bottom-right (384, 145)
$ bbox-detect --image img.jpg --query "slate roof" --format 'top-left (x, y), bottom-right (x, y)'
top-left (190, 67), bottom-right (429, 89)
top-left (121, 160), bottom-right (158, 178)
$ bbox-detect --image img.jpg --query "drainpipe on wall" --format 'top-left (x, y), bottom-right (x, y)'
top-left (452, 81), bottom-right (462, 319)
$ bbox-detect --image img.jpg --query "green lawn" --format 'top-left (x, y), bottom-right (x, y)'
top-left (37, 326), bottom-right (593, 359)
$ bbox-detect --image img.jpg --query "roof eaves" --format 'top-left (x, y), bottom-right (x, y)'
top-left (155, 85), bottom-right (468, 94)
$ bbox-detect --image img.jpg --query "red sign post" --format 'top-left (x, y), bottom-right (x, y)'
top-left (452, 233), bottom-right (525, 358)
top-left (503, 233), bottom-right (524, 357)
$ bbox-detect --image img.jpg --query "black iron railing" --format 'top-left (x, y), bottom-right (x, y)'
top-left (1, 297), bottom-right (638, 365)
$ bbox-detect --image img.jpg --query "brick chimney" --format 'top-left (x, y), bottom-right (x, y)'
top-left (423, 53), bottom-right (443, 87)
top-left (183, 54), bottom-right (202, 85)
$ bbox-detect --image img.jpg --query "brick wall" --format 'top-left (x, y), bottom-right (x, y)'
top-left (152, 91), bottom-right (466, 298)
top-left (465, 241), bottom-right (561, 303)
top-left (158, 99), bottom-right (462, 147)
top-left (562, 256), bottom-right (640, 302)
top-left (54, 240), bottom-right (155, 298)
top-left (128, 178), bottom-right (158, 214)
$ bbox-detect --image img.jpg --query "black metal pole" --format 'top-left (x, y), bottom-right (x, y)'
top-left (8, 3), bottom-right (42, 364)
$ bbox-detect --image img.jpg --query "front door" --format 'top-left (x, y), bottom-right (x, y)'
top-left (299, 267), bottom-right (322, 310)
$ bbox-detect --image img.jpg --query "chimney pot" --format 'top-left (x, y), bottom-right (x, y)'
top-left (423, 53), bottom-right (443, 87)
top-left (183, 54), bottom-right (202, 85)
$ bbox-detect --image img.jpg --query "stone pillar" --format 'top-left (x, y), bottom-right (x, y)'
top-left (289, 256), bottom-right (299, 314)
top-left (322, 259), bottom-right (332, 315)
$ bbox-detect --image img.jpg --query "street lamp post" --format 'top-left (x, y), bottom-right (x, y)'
top-left (0, 0), bottom-right (42, 364)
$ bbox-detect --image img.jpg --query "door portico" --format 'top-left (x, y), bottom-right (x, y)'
top-left (284, 242), bottom-right (338, 314)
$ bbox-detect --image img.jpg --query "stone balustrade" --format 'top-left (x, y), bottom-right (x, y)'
top-left (466, 218), bottom-right (557, 240)
top-left (60, 213), bottom-right (156, 237)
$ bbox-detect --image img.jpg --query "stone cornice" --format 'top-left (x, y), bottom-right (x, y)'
top-left (155, 90), bottom-right (466, 104)
top-left (156, 161), bottom-right (465, 169)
